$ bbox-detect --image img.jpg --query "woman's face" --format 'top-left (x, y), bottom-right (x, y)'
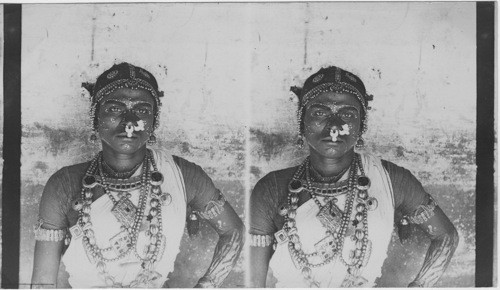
top-left (303, 91), bottom-right (362, 159)
top-left (97, 88), bottom-right (155, 155)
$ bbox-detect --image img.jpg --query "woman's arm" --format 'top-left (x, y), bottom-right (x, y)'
top-left (407, 203), bottom-right (459, 287)
top-left (194, 200), bottom-right (245, 288)
top-left (31, 239), bottom-right (64, 288)
top-left (383, 160), bottom-right (460, 287)
top-left (31, 169), bottom-right (72, 288)
top-left (249, 237), bottom-right (274, 287)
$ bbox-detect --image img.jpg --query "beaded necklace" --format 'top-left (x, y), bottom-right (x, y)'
top-left (71, 149), bottom-right (171, 287)
top-left (276, 153), bottom-right (377, 287)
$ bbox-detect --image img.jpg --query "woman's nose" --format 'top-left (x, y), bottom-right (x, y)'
top-left (326, 114), bottom-right (346, 129)
top-left (121, 110), bottom-right (140, 126)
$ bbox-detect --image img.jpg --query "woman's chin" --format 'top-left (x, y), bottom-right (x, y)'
top-left (102, 139), bottom-right (147, 155)
top-left (309, 143), bottom-right (353, 159)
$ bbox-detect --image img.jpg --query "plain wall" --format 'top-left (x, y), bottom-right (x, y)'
top-left (18, 2), bottom-right (475, 287)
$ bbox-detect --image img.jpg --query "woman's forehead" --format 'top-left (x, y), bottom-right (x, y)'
top-left (307, 91), bottom-right (361, 108)
top-left (100, 88), bottom-right (155, 104)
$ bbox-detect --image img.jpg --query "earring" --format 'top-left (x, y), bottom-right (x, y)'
top-left (148, 133), bottom-right (157, 145)
top-left (89, 132), bottom-right (98, 144)
top-left (296, 134), bottom-right (304, 149)
top-left (356, 135), bottom-right (365, 150)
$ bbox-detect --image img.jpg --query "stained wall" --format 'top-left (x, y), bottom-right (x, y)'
top-left (19, 2), bottom-right (475, 287)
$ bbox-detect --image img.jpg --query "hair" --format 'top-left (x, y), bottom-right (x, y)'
top-left (291, 66), bottom-right (373, 136)
top-left (83, 62), bottom-right (163, 132)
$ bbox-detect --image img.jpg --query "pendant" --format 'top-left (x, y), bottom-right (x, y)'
top-left (357, 196), bottom-right (378, 211)
top-left (83, 242), bottom-right (97, 264)
top-left (316, 199), bottom-right (343, 233)
top-left (274, 229), bottom-right (289, 244)
top-left (365, 197), bottom-right (378, 211)
top-left (72, 198), bottom-right (84, 211)
top-left (109, 230), bottom-right (132, 256)
top-left (69, 224), bottom-right (84, 239)
top-left (340, 273), bottom-right (368, 287)
top-left (362, 240), bottom-right (373, 267)
top-left (111, 197), bottom-right (137, 228)
top-left (314, 235), bottom-right (337, 260)
top-left (159, 192), bottom-right (172, 206)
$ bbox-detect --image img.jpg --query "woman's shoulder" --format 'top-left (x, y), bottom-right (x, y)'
top-left (380, 158), bottom-right (415, 180)
top-left (260, 166), bottom-right (299, 182)
top-left (253, 165), bottom-right (300, 196)
top-left (46, 161), bottom-right (91, 185)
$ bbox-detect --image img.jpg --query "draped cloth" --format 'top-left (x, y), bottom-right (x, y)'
top-left (62, 150), bottom-right (187, 288)
top-left (269, 153), bottom-right (395, 287)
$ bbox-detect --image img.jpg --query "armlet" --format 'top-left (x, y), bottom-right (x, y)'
top-left (250, 234), bottom-right (273, 247)
top-left (196, 193), bottom-right (226, 220)
top-left (34, 219), bottom-right (67, 242)
top-left (407, 197), bottom-right (437, 224)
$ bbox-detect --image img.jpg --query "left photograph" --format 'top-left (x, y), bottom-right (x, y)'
top-left (20, 4), bottom-right (246, 288)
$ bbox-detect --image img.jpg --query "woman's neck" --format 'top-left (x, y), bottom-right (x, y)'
top-left (309, 149), bottom-right (355, 177)
top-left (101, 146), bottom-right (147, 173)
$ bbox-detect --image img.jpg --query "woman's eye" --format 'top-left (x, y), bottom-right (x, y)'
top-left (313, 110), bottom-right (326, 117)
top-left (107, 107), bottom-right (122, 113)
top-left (340, 112), bottom-right (356, 118)
top-left (136, 108), bottom-right (151, 115)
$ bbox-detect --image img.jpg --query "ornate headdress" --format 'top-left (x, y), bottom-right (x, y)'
top-left (82, 62), bottom-right (164, 131)
top-left (291, 66), bottom-right (373, 139)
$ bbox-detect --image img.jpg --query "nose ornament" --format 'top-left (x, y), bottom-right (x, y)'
top-left (330, 124), bottom-right (350, 141)
top-left (125, 120), bottom-right (145, 137)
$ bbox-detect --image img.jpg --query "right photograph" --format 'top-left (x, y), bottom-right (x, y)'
top-left (247, 2), bottom-right (475, 288)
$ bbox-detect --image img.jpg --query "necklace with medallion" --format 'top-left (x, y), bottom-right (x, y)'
top-left (274, 153), bottom-right (378, 287)
top-left (69, 149), bottom-right (172, 287)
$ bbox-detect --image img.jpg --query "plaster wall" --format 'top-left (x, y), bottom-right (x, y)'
top-left (18, 2), bottom-right (475, 287)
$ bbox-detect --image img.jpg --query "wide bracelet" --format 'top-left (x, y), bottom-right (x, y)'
top-left (250, 234), bottom-right (273, 247)
top-left (408, 198), bottom-right (437, 224)
top-left (197, 193), bottom-right (226, 220)
top-left (34, 220), bottom-right (66, 242)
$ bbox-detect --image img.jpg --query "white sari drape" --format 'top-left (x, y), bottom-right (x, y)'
top-left (269, 153), bottom-right (395, 288)
top-left (62, 150), bottom-right (187, 288)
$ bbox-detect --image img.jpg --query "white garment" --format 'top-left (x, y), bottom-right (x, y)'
top-left (62, 150), bottom-right (187, 288)
top-left (269, 153), bottom-right (394, 288)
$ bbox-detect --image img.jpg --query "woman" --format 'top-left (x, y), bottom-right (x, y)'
top-left (31, 62), bottom-right (244, 288)
top-left (249, 66), bottom-right (459, 287)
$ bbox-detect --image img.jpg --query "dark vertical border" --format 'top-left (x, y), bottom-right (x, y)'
top-left (476, 1), bottom-right (495, 287)
top-left (2, 4), bottom-right (21, 289)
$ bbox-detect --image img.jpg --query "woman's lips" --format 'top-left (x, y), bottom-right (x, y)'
top-left (321, 137), bottom-right (343, 143)
top-left (117, 133), bottom-right (138, 139)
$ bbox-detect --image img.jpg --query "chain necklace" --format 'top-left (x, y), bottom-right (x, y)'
top-left (70, 149), bottom-right (171, 287)
top-left (277, 153), bottom-right (375, 287)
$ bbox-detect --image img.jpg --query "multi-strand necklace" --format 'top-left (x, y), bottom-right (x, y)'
top-left (69, 149), bottom-right (171, 287)
top-left (276, 153), bottom-right (377, 287)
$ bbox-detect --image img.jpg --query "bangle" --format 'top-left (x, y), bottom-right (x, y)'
top-left (34, 219), bottom-right (66, 242)
top-left (250, 234), bottom-right (273, 247)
